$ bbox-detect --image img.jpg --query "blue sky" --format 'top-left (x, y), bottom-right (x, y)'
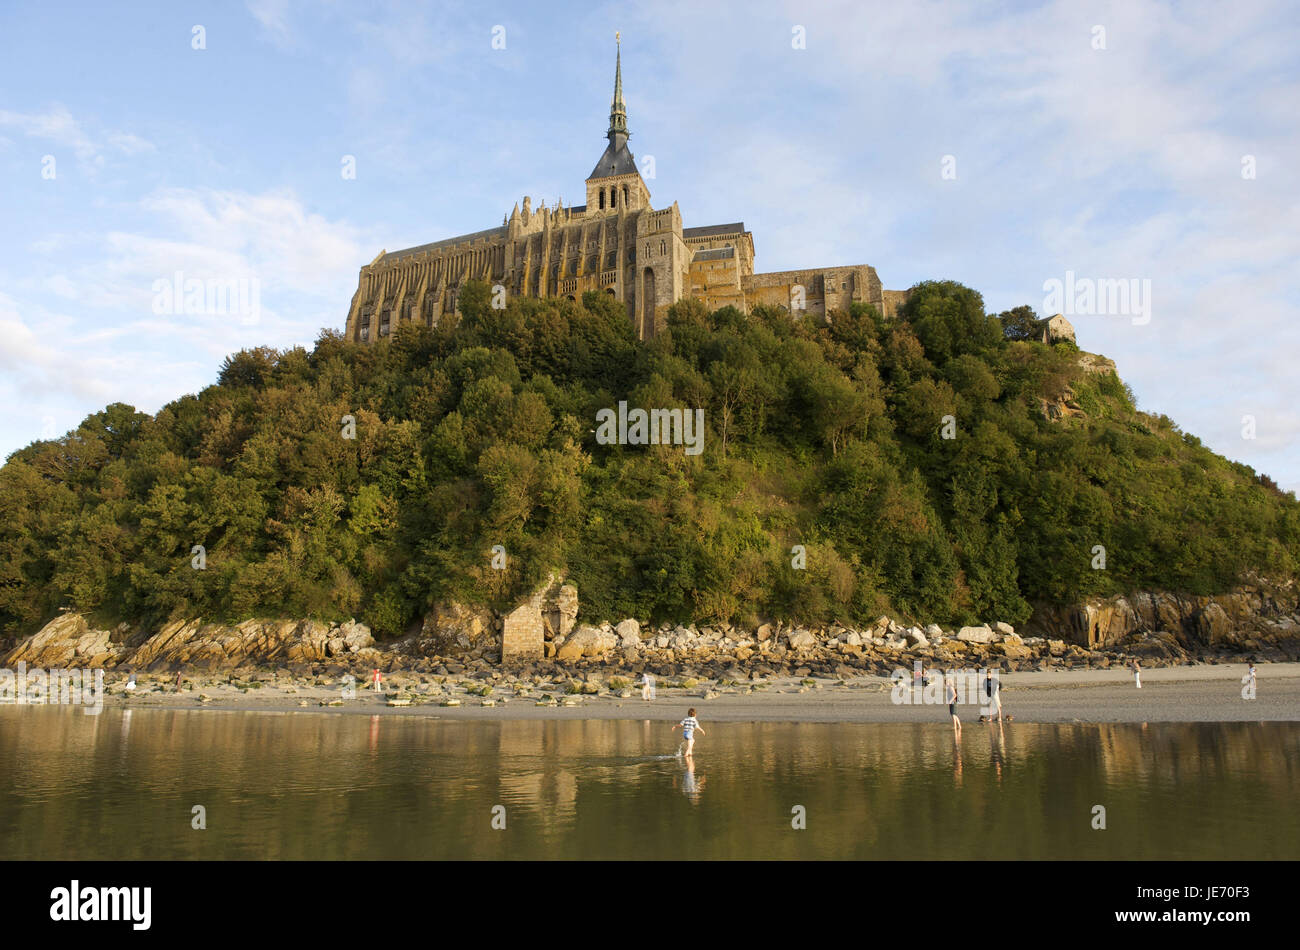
top-left (2, 0), bottom-right (1298, 489)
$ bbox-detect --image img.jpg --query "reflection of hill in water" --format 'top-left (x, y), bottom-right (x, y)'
top-left (1, 709), bottom-right (1295, 860)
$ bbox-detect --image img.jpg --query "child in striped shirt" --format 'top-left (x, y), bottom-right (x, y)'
top-left (673, 708), bottom-right (705, 756)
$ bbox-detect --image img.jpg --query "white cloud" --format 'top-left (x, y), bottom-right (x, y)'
top-left (0, 105), bottom-right (154, 166)
top-left (0, 189), bottom-right (368, 456)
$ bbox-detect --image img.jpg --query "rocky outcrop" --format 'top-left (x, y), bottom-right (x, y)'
top-left (419, 603), bottom-right (498, 658)
top-left (4, 615), bottom-right (376, 671)
top-left (4, 612), bottom-right (135, 668)
top-left (1023, 581), bottom-right (1300, 657)
top-left (8, 580), bottom-right (1297, 677)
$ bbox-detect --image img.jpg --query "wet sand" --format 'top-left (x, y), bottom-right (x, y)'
top-left (46, 661), bottom-right (1298, 724)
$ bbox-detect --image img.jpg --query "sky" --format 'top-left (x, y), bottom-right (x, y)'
top-left (1, 0), bottom-right (1297, 489)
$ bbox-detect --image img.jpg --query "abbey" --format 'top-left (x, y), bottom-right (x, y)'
top-left (345, 39), bottom-right (908, 343)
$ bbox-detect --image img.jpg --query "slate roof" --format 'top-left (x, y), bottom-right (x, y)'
top-left (683, 222), bottom-right (746, 238)
top-left (383, 226), bottom-right (508, 262)
top-left (588, 138), bottom-right (639, 179)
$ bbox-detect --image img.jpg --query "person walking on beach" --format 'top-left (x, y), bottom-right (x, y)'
top-left (985, 668), bottom-right (1003, 722)
top-left (944, 672), bottom-right (961, 732)
top-left (672, 708), bottom-right (705, 756)
top-left (1130, 659), bottom-right (1142, 689)
top-left (641, 672), bottom-right (656, 701)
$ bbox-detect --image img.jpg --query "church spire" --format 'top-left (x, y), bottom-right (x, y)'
top-left (607, 32), bottom-right (628, 145)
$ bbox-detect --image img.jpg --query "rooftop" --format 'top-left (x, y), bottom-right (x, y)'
top-left (382, 225), bottom-right (508, 262)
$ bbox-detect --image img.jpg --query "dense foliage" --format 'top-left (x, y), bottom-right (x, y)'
top-left (3, 280), bottom-right (1297, 639)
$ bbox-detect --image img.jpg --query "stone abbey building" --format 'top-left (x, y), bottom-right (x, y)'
top-left (345, 40), bottom-right (907, 343)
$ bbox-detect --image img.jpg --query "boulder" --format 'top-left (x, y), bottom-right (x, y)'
top-left (993, 621), bottom-right (1015, 637)
top-left (615, 619), bottom-right (641, 648)
top-left (557, 625), bottom-right (618, 661)
top-left (957, 625), bottom-right (995, 645)
top-left (338, 620), bottom-right (374, 652)
top-left (904, 627), bottom-right (929, 648)
top-left (995, 641), bottom-right (1032, 660)
top-left (787, 629), bottom-right (817, 652)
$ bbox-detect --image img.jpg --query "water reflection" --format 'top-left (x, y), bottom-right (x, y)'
top-left (0, 706), bottom-right (1295, 860)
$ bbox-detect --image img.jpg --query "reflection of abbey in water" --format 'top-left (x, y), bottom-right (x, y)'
top-left (345, 37), bottom-right (909, 344)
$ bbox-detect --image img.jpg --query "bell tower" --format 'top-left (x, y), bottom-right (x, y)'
top-left (585, 33), bottom-right (651, 214)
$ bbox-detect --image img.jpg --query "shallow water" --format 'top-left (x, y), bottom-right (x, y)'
top-left (1, 707), bottom-right (1295, 859)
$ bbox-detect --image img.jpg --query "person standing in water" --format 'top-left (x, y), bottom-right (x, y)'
top-left (945, 672), bottom-right (961, 732)
top-left (1131, 658), bottom-right (1142, 689)
top-left (672, 708), bottom-right (705, 756)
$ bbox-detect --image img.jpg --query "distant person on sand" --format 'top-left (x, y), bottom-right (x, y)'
top-left (1131, 659), bottom-right (1142, 689)
top-left (640, 672), bottom-right (656, 701)
top-left (1247, 662), bottom-right (1257, 697)
top-left (673, 708), bottom-right (705, 756)
top-left (945, 672), bottom-right (961, 732)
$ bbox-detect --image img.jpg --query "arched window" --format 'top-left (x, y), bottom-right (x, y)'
top-left (599, 189), bottom-right (605, 210)
top-left (623, 185), bottom-right (629, 205)
top-left (611, 188), bottom-right (617, 208)
top-left (659, 239), bottom-right (666, 256)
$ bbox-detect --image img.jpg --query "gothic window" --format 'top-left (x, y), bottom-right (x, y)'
top-left (659, 239), bottom-right (666, 256)
top-left (359, 325), bottom-right (369, 342)
top-left (645, 242), bottom-right (650, 258)
top-left (611, 188), bottom-right (617, 208)
top-left (623, 185), bottom-right (629, 205)
top-left (599, 189), bottom-right (605, 210)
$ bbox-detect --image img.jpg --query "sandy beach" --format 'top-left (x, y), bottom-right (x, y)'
top-left (43, 660), bottom-right (1297, 724)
